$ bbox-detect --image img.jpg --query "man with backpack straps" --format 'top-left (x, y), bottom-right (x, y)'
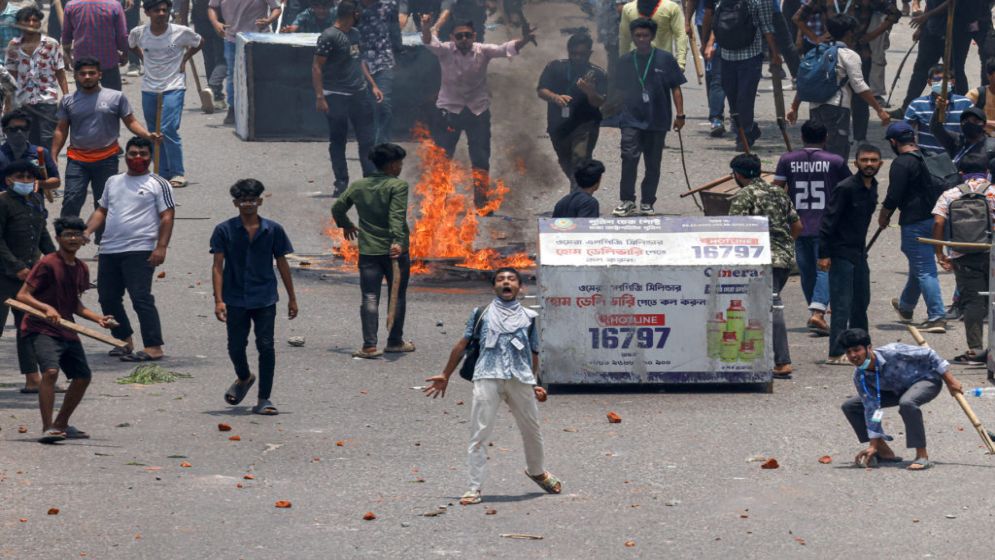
top-left (878, 122), bottom-right (948, 333)
top-left (423, 267), bottom-right (561, 507)
top-left (929, 106), bottom-right (994, 166)
top-left (786, 14), bottom-right (888, 160)
top-left (701, 0), bottom-right (782, 150)
top-left (931, 153), bottom-right (995, 364)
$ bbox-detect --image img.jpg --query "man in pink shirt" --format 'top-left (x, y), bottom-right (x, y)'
top-left (420, 15), bottom-right (535, 211)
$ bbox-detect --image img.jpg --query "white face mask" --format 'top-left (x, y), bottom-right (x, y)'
top-left (10, 181), bottom-right (33, 196)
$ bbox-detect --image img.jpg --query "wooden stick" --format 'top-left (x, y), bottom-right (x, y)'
top-left (916, 237), bottom-right (992, 250)
top-left (386, 259), bottom-right (400, 331)
top-left (5, 298), bottom-right (128, 348)
top-left (187, 59), bottom-right (215, 114)
top-left (37, 146), bottom-right (54, 203)
top-left (886, 40), bottom-right (917, 108)
top-left (679, 171), bottom-right (776, 198)
top-left (687, 26), bottom-right (704, 85)
top-left (865, 226), bottom-right (886, 252)
top-left (907, 324), bottom-right (995, 454)
top-left (771, 70), bottom-right (792, 151)
top-left (153, 92), bottom-right (163, 174)
top-left (936, 0), bottom-right (955, 124)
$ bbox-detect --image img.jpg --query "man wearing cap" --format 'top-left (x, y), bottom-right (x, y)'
top-left (838, 327), bottom-right (964, 471)
top-left (129, 0), bottom-right (203, 189)
top-left (879, 121), bottom-right (947, 334)
top-left (929, 106), bottom-right (994, 166)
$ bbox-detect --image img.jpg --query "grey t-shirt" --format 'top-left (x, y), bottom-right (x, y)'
top-left (207, 0), bottom-right (281, 42)
top-left (56, 88), bottom-right (132, 150)
top-left (315, 26), bottom-right (365, 95)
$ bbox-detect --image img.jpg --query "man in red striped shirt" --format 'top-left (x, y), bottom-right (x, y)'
top-left (61, 0), bottom-right (129, 91)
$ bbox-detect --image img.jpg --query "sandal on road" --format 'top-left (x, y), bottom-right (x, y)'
top-left (120, 351), bottom-right (162, 362)
top-left (460, 490), bottom-right (482, 505)
top-left (385, 341), bottom-right (416, 353)
top-left (352, 348), bottom-right (383, 359)
top-left (252, 399), bottom-right (278, 415)
top-left (907, 458), bottom-right (933, 471)
top-left (20, 386), bottom-right (67, 394)
top-left (38, 429), bottom-right (66, 444)
top-left (108, 346), bottom-right (133, 357)
top-left (224, 374), bottom-right (255, 406)
top-left (64, 426), bottom-right (90, 439)
top-left (865, 455), bottom-right (904, 467)
top-left (526, 470), bottom-right (562, 494)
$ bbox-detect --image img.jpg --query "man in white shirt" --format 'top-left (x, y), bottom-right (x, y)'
top-left (786, 14), bottom-right (889, 160)
top-left (129, 0), bottom-right (203, 189)
top-left (83, 136), bottom-right (176, 362)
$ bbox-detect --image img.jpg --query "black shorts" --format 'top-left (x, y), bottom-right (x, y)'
top-left (27, 334), bottom-right (92, 380)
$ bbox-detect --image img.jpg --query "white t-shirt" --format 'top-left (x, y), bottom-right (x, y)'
top-left (98, 173), bottom-right (175, 254)
top-left (128, 24), bottom-right (202, 93)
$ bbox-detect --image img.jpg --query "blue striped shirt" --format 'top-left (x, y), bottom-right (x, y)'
top-left (903, 93), bottom-right (972, 155)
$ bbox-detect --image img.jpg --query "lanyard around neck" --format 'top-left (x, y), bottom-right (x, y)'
top-left (861, 367), bottom-right (881, 406)
top-left (634, 49), bottom-right (655, 90)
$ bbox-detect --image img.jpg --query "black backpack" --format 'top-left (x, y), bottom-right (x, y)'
top-left (909, 150), bottom-right (961, 208)
top-left (945, 183), bottom-right (993, 252)
top-left (714, 0), bottom-right (756, 51)
top-left (458, 305), bottom-right (537, 381)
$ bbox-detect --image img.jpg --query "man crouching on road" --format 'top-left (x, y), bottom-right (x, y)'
top-left (839, 328), bottom-right (963, 471)
top-left (423, 267), bottom-right (561, 506)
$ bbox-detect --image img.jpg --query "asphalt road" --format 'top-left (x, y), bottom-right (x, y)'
top-left (2, 3), bottom-right (995, 558)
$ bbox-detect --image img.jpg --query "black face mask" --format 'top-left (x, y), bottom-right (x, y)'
top-left (962, 122), bottom-right (985, 138)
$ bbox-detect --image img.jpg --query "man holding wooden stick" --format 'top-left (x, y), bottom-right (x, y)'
top-left (16, 216), bottom-right (114, 444)
top-left (838, 328), bottom-right (964, 471)
top-left (331, 142), bottom-right (413, 358)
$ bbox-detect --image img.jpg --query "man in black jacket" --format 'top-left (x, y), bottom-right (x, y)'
top-left (819, 144), bottom-right (882, 363)
top-left (0, 160), bottom-right (55, 392)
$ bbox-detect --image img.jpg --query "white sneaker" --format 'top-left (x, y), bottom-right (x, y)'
top-left (640, 203), bottom-right (655, 215)
top-left (612, 201), bottom-right (638, 217)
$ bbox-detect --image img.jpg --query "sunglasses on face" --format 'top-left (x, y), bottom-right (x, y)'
top-left (454, 32), bottom-right (473, 40)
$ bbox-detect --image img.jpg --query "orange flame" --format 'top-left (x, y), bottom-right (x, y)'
top-left (326, 124), bottom-right (535, 274)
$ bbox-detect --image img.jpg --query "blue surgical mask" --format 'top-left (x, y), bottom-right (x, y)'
top-left (858, 357), bottom-right (872, 371)
top-left (10, 181), bottom-right (33, 196)
top-left (931, 82), bottom-right (945, 96)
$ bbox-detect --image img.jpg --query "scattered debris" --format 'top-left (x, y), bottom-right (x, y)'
top-left (485, 509), bottom-right (497, 515)
top-left (794, 537), bottom-right (806, 545)
top-left (156, 271), bottom-right (166, 279)
top-left (746, 454), bottom-right (766, 463)
top-left (456, 400), bottom-right (464, 406)
top-left (665, 500), bottom-right (681, 507)
top-left (288, 336), bottom-right (305, 347)
top-left (180, 462), bottom-right (192, 468)
top-left (607, 411), bottom-right (622, 424)
top-left (761, 458), bottom-right (780, 469)
top-left (275, 501), bottom-right (292, 509)
top-left (116, 423), bottom-right (131, 428)
top-left (563, 427), bottom-right (577, 433)
top-left (218, 423), bottom-right (232, 432)
top-left (244, 474), bottom-right (256, 480)
top-left (47, 508), bottom-right (59, 515)
top-left (363, 511), bottom-right (376, 520)
top-left (818, 456), bottom-right (832, 464)
top-left (336, 441), bottom-right (345, 447)
top-left (500, 533), bottom-right (543, 540)
top-left (624, 540), bottom-right (636, 548)
top-left (19, 518), bottom-right (27, 523)
top-left (236, 483), bottom-right (243, 489)
top-left (17, 425), bottom-right (27, 433)
top-left (945, 514), bottom-right (957, 519)
top-left (229, 435), bottom-right (241, 441)
top-left (116, 365), bottom-right (191, 385)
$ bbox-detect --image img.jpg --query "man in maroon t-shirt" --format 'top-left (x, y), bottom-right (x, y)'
top-left (773, 120), bottom-right (851, 335)
top-left (16, 216), bottom-right (114, 444)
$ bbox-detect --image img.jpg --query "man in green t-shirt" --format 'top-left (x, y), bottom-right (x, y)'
top-left (331, 143), bottom-right (412, 358)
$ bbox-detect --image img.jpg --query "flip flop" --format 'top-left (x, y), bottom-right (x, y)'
top-left (120, 351), bottom-right (163, 362)
top-left (352, 348), bottom-right (383, 359)
top-left (38, 429), bottom-right (66, 444)
top-left (460, 490), bottom-right (482, 505)
top-left (526, 470), bottom-right (563, 494)
top-left (224, 374), bottom-right (256, 406)
top-left (907, 458), bottom-right (933, 471)
top-left (866, 455), bottom-right (904, 467)
top-left (20, 386), bottom-right (67, 394)
top-left (64, 426), bottom-right (90, 439)
top-left (108, 346), bottom-right (133, 357)
top-left (252, 399), bottom-right (278, 415)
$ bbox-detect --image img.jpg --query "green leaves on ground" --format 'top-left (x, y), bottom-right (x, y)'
top-left (116, 365), bottom-right (192, 385)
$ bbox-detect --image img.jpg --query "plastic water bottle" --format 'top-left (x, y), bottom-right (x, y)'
top-left (965, 387), bottom-right (995, 398)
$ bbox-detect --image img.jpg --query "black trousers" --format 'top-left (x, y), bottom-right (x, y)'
top-left (433, 107), bottom-right (492, 207)
top-left (851, 55), bottom-right (873, 142)
top-left (619, 128), bottom-right (666, 205)
top-left (226, 304), bottom-right (276, 400)
top-left (324, 93), bottom-right (376, 191)
top-left (902, 30), bottom-right (971, 110)
top-left (550, 120), bottom-right (599, 191)
top-left (0, 275), bottom-right (38, 374)
top-left (828, 256), bottom-right (871, 357)
top-left (952, 252), bottom-right (989, 352)
top-left (192, 0), bottom-right (228, 95)
top-left (97, 251), bottom-right (164, 348)
top-left (359, 253), bottom-right (410, 348)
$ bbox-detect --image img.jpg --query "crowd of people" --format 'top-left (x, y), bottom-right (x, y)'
top-left (0, 0), bottom-right (993, 499)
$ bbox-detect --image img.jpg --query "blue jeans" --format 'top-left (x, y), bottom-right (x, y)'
top-left (372, 67), bottom-right (394, 144)
top-left (899, 218), bottom-right (945, 321)
top-left (61, 156), bottom-right (119, 219)
top-left (828, 257), bottom-right (870, 357)
top-left (697, 25), bottom-right (725, 121)
top-left (721, 54), bottom-right (762, 134)
top-left (795, 236), bottom-right (829, 311)
top-left (142, 90), bottom-right (185, 179)
top-left (224, 39), bottom-right (236, 111)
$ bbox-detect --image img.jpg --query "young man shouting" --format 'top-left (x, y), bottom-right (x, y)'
top-left (424, 267), bottom-right (562, 506)
top-left (17, 216), bottom-right (114, 444)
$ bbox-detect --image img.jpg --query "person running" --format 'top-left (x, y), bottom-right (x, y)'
top-left (331, 143), bottom-right (414, 358)
top-left (609, 18), bottom-right (685, 217)
top-left (5, 6), bottom-right (69, 149)
top-left (820, 143), bottom-right (882, 364)
top-left (0, 160), bottom-right (55, 393)
top-left (51, 57), bottom-right (160, 223)
top-left (772, 119), bottom-right (851, 336)
top-left (128, 0), bottom-right (203, 189)
top-left (83, 136), bottom-right (175, 362)
top-left (728, 152), bottom-right (801, 378)
top-left (423, 267), bottom-right (562, 506)
top-left (212, 178), bottom-right (298, 416)
top-left (552, 159), bottom-right (604, 218)
top-left (16, 216), bottom-right (114, 444)
top-left (838, 328), bottom-right (964, 471)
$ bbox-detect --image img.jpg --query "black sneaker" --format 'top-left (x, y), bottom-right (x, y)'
top-left (944, 303), bottom-right (964, 321)
top-left (639, 203), bottom-right (655, 216)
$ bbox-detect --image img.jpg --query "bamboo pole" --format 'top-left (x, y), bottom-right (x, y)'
top-left (5, 298), bottom-right (128, 348)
